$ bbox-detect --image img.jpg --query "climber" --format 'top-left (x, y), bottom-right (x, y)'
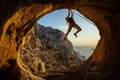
top-left (64, 9), bottom-right (81, 40)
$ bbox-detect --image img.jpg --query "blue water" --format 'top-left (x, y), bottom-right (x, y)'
top-left (73, 45), bottom-right (95, 59)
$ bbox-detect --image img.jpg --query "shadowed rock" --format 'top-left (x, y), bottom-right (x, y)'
top-left (0, 0), bottom-right (120, 80)
top-left (20, 23), bottom-right (83, 74)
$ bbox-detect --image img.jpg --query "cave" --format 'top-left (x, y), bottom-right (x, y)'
top-left (0, 0), bottom-right (120, 80)
top-left (37, 9), bottom-right (100, 60)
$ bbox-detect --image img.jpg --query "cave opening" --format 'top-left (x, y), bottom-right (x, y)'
top-left (1, 0), bottom-right (120, 80)
top-left (37, 9), bottom-right (100, 60)
top-left (20, 9), bottom-right (100, 75)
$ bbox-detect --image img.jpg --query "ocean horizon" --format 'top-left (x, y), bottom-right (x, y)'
top-left (73, 45), bottom-right (95, 59)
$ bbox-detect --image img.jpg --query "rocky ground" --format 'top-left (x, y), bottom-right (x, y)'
top-left (20, 23), bottom-right (85, 76)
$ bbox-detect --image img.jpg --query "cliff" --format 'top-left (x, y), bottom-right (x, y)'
top-left (0, 0), bottom-right (120, 80)
top-left (20, 23), bottom-right (83, 74)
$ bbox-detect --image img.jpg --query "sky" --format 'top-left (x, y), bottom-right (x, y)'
top-left (37, 9), bottom-right (100, 46)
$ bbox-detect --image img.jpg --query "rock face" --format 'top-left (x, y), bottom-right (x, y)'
top-left (21, 23), bottom-right (82, 74)
top-left (0, 0), bottom-right (120, 80)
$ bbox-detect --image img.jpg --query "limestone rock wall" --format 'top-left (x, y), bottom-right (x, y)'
top-left (20, 23), bottom-right (83, 74)
top-left (0, 0), bottom-right (120, 80)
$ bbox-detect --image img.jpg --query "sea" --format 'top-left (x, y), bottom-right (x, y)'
top-left (73, 45), bottom-right (95, 60)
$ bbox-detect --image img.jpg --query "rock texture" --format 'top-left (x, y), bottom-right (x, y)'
top-left (20, 23), bottom-right (82, 74)
top-left (20, 26), bottom-right (46, 74)
top-left (0, 0), bottom-right (120, 80)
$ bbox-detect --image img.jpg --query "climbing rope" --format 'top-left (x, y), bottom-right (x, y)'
top-left (72, 10), bottom-right (111, 35)
top-left (72, 10), bottom-right (96, 26)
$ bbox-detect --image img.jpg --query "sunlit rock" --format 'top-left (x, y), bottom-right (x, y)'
top-left (0, 0), bottom-right (120, 80)
top-left (21, 23), bottom-right (83, 73)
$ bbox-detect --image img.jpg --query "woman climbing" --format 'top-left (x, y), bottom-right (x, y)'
top-left (64, 9), bottom-right (81, 40)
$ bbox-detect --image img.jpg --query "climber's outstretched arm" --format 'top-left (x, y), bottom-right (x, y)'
top-left (67, 9), bottom-right (71, 17)
top-left (71, 10), bottom-right (73, 18)
top-left (65, 9), bottom-right (71, 23)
